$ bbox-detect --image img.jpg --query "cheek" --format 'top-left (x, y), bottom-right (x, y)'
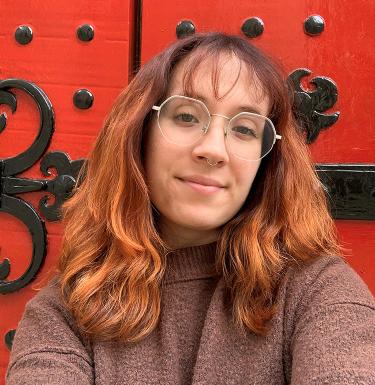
top-left (144, 123), bottom-right (179, 194)
top-left (233, 161), bottom-right (261, 200)
top-left (144, 122), bottom-right (163, 178)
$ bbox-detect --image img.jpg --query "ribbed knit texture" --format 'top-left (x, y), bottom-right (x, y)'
top-left (6, 242), bottom-right (375, 385)
top-left (163, 241), bottom-right (219, 283)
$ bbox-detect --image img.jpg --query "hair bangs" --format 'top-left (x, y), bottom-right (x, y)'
top-left (179, 44), bottom-right (275, 117)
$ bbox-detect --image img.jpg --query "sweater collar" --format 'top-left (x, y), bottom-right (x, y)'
top-left (163, 241), bottom-right (221, 284)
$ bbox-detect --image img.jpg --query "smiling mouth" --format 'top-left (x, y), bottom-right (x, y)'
top-left (177, 178), bottom-right (224, 194)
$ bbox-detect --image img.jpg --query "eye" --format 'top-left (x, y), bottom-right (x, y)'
top-left (174, 112), bottom-right (200, 124)
top-left (231, 125), bottom-right (258, 138)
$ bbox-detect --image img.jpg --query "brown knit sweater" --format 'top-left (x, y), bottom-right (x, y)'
top-left (6, 242), bottom-right (375, 385)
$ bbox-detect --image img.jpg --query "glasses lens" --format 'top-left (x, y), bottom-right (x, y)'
top-left (227, 113), bottom-right (275, 161)
top-left (158, 96), bottom-right (209, 145)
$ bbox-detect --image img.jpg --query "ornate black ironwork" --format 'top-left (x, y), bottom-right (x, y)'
top-left (77, 24), bottom-right (95, 42)
top-left (4, 329), bottom-right (16, 351)
top-left (304, 15), bottom-right (325, 36)
top-left (15, 25), bottom-right (33, 45)
top-left (288, 68), bottom-right (340, 144)
top-left (316, 164), bottom-right (375, 220)
top-left (73, 89), bottom-right (94, 109)
top-left (0, 79), bottom-right (54, 175)
top-left (3, 151), bottom-right (84, 222)
top-left (0, 79), bottom-right (84, 294)
top-left (241, 17), bottom-right (264, 38)
top-left (176, 20), bottom-right (196, 39)
top-left (0, 194), bottom-right (46, 294)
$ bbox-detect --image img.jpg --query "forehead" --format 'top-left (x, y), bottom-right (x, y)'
top-left (166, 51), bottom-right (268, 108)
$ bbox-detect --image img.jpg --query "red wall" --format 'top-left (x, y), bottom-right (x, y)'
top-left (1, 1), bottom-right (374, 383)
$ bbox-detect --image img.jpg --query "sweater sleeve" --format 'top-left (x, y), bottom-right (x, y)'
top-left (287, 256), bottom-right (375, 385)
top-left (5, 278), bottom-right (94, 385)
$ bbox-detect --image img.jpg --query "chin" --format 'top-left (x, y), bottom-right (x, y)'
top-left (175, 213), bottom-right (227, 231)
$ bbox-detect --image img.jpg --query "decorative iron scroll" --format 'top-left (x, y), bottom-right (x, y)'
top-left (287, 68), bottom-right (340, 144)
top-left (0, 79), bottom-right (84, 294)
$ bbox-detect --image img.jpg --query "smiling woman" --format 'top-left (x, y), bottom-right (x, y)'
top-left (6, 32), bottom-right (375, 385)
top-left (144, 52), bottom-right (269, 248)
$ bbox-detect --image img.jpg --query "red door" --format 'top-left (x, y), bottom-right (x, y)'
top-left (0, 1), bottom-right (135, 382)
top-left (1, 0), bottom-right (374, 383)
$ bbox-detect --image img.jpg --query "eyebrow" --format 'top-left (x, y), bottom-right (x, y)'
top-left (185, 92), bottom-right (264, 115)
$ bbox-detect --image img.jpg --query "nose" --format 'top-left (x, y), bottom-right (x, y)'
top-left (191, 115), bottom-right (230, 165)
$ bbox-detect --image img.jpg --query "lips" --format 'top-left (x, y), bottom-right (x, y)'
top-left (178, 175), bottom-right (225, 188)
top-left (177, 175), bottom-right (226, 195)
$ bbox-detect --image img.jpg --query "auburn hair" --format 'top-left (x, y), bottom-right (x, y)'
top-left (57, 32), bottom-right (341, 342)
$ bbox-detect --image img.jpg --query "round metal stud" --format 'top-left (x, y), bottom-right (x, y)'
top-left (77, 24), bottom-right (94, 42)
top-left (304, 15), bottom-right (325, 36)
top-left (176, 20), bottom-right (196, 39)
top-left (15, 25), bottom-right (33, 45)
top-left (241, 17), bottom-right (264, 38)
top-left (73, 89), bottom-right (94, 109)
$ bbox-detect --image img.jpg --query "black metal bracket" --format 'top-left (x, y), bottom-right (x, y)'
top-left (316, 164), bottom-right (375, 220)
top-left (0, 79), bottom-right (84, 294)
top-left (287, 68), bottom-right (340, 143)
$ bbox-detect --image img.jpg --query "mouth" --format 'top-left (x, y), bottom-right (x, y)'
top-left (176, 177), bottom-right (224, 194)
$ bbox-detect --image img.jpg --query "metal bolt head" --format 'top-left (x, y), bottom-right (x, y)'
top-left (77, 24), bottom-right (95, 42)
top-left (176, 20), bottom-right (196, 39)
top-left (15, 25), bottom-right (33, 45)
top-left (241, 17), bottom-right (264, 38)
top-left (73, 89), bottom-right (94, 109)
top-left (304, 15), bottom-right (325, 36)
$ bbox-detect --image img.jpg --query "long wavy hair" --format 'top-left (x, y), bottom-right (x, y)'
top-left (57, 32), bottom-right (341, 342)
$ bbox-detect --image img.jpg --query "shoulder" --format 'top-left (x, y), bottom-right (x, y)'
top-left (7, 277), bottom-right (95, 384)
top-left (280, 255), bottom-right (375, 312)
top-left (277, 256), bottom-right (375, 384)
top-left (25, 275), bottom-right (65, 310)
top-left (276, 254), bottom-right (375, 344)
top-left (22, 276), bottom-right (80, 333)
top-left (10, 275), bottom-right (92, 362)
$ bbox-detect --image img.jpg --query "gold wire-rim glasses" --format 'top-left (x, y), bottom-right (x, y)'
top-left (152, 95), bottom-right (282, 162)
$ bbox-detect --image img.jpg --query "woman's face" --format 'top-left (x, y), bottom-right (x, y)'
top-left (144, 53), bottom-right (270, 249)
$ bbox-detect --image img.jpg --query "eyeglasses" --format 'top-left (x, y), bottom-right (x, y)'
top-left (152, 95), bottom-right (282, 162)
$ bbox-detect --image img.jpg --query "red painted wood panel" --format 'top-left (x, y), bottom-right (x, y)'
top-left (0, 1), bottom-right (134, 383)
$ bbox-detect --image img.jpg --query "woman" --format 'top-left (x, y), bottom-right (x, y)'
top-left (6, 32), bottom-right (375, 385)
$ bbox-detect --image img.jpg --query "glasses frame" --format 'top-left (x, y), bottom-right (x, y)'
top-left (152, 95), bottom-right (282, 162)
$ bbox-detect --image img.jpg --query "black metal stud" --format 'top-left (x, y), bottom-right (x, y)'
top-left (15, 25), bottom-right (33, 45)
top-left (241, 17), bottom-right (264, 38)
top-left (304, 15), bottom-right (325, 36)
top-left (73, 89), bottom-right (94, 109)
top-left (77, 24), bottom-right (94, 42)
top-left (176, 20), bottom-right (196, 39)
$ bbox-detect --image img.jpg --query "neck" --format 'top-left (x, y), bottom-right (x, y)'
top-left (163, 241), bottom-right (220, 284)
top-left (158, 218), bottom-right (220, 250)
